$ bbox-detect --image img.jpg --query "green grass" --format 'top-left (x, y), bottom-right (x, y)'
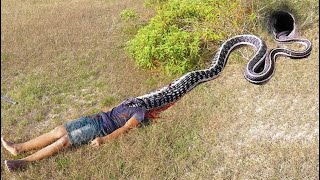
top-left (1, 0), bottom-right (319, 179)
top-left (101, 96), bottom-right (118, 107)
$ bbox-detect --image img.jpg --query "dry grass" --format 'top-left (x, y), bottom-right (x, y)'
top-left (1, 0), bottom-right (319, 179)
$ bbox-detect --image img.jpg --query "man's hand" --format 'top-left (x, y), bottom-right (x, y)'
top-left (90, 116), bottom-right (140, 148)
top-left (90, 137), bottom-right (104, 147)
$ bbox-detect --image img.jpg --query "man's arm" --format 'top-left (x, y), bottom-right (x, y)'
top-left (90, 116), bottom-right (141, 147)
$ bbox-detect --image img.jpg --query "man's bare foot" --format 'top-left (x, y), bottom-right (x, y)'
top-left (1, 137), bottom-right (20, 156)
top-left (5, 160), bottom-right (28, 172)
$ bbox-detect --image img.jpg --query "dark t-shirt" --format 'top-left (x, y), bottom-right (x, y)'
top-left (99, 98), bottom-right (147, 134)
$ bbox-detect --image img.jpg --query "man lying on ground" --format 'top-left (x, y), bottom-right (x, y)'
top-left (1, 98), bottom-right (149, 172)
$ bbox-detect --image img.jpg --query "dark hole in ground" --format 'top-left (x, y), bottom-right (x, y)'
top-left (268, 11), bottom-right (295, 35)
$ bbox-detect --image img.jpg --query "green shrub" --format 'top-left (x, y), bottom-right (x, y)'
top-left (144, 0), bottom-right (168, 7)
top-left (127, 0), bottom-right (250, 76)
top-left (120, 9), bottom-right (138, 22)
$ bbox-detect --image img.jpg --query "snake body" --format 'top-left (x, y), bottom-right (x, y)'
top-left (126, 33), bottom-right (312, 115)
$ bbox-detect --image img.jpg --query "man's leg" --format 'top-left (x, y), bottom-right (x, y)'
top-left (1, 125), bottom-right (67, 156)
top-left (5, 135), bottom-right (71, 172)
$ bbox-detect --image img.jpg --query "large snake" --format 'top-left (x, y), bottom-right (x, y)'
top-left (125, 14), bottom-right (312, 117)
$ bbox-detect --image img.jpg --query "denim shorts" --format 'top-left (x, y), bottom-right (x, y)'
top-left (64, 114), bottom-right (107, 147)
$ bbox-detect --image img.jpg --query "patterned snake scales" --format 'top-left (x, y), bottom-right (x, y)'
top-left (125, 30), bottom-right (312, 116)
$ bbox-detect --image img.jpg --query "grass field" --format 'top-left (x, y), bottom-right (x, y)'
top-left (1, 0), bottom-right (319, 179)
